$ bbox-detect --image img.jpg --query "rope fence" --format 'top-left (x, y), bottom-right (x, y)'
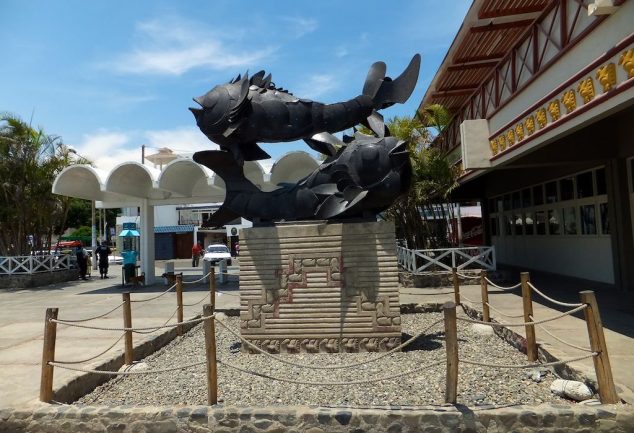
top-left (37, 266), bottom-right (620, 406)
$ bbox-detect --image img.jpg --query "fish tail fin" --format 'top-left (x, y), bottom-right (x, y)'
top-left (192, 150), bottom-right (259, 227)
top-left (362, 54), bottom-right (421, 108)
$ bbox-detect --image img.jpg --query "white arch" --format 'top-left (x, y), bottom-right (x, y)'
top-left (269, 151), bottom-right (319, 187)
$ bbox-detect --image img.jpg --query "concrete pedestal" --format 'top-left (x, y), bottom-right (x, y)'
top-left (239, 221), bottom-right (401, 353)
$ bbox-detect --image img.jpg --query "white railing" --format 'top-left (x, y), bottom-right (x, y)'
top-left (0, 255), bottom-right (74, 275)
top-left (397, 246), bottom-right (496, 274)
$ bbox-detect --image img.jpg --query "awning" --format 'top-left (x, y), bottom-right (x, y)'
top-left (119, 229), bottom-right (140, 237)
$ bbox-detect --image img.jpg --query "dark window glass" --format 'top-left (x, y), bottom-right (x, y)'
top-left (545, 182), bottom-right (558, 203)
top-left (548, 209), bottom-right (561, 235)
top-left (524, 212), bottom-right (534, 235)
top-left (533, 185), bottom-right (544, 205)
top-left (600, 202), bottom-right (609, 234)
top-left (580, 204), bottom-right (597, 234)
top-left (513, 213), bottom-right (523, 235)
top-left (535, 210), bottom-right (546, 234)
top-left (505, 215), bottom-right (512, 235)
top-left (489, 199), bottom-right (497, 213)
top-left (596, 168), bottom-right (606, 195)
top-left (490, 217), bottom-right (499, 236)
top-left (496, 197), bottom-right (504, 212)
top-left (576, 171), bottom-right (594, 198)
top-left (512, 191), bottom-right (521, 209)
top-left (560, 177), bottom-right (574, 201)
top-left (522, 189), bottom-right (532, 208)
top-left (563, 207), bottom-right (577, 234)
top-left (503, 195), bottom-right (511, 211)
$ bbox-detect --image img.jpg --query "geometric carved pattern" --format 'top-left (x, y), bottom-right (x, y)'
top-left (239, 221), bottom-right (402, 354)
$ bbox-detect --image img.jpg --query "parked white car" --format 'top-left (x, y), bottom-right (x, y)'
top-left (202, 244), bottom-right (232, 265)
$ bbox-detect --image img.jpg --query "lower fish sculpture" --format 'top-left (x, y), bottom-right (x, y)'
top-left (193, 134), bottom-right (411, 227)
top-left (190, 55), bottom-right (421, 164)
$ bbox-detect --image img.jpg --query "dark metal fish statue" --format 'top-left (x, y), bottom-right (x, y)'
top-left (189, 54), bottom-right (421, 164)
top-left (192, 134), bottom-right (411, 227)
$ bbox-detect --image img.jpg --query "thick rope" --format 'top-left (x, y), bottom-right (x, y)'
top-left (49, 360), bottom-right (206, 375)
top-left (182, 292), bottom-right (212, 307)
top-left (528, 282), bottom-right (585, 308)
top-left (217, 358), bottom-right (445, 386)
top-left (56, 302), bottom-right (125, 323)
top-left (53, 333), bottom-right (126, 364)
top-left (486, 302), bottom-right (525, 319)
top-left (182, 272), bottom-right (211, 285)
top-left (484, 278), bottom-right (521, 291)
top-left (460, 352), bottom-right (597, 369)
top-left (50, 314), bottom-right (214, 332)
top-left (133, 308), bottom-right (179, 334)
top-left (456, 304), bottom-right (587, 327)
top-left (530, 315), bottom-right (594, 352)
top-left (460, 294), bottom-right (483, 304)
top-left (214, 317), bottom-right (444, 370)
top-left (130, 283), bottom-right (177, 303)
top-left (455, 271), bottom-right (481, 280)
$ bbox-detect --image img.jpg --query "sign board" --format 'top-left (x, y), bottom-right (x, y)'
top-left (122, 222), bottom-right (137, 230)
top-left (460, 119), bottom-right (492, 170)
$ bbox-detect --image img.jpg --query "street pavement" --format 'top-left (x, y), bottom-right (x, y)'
top-left (1, 262), bottom-right (633, 408)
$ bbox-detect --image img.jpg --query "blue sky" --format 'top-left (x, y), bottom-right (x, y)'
top-left (1, 0), bottom-right (471, 172)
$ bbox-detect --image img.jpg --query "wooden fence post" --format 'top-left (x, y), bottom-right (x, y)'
top-left (203, 304), bottom-right (218, 405)
top-left (209, 267), bottom-right (216, 306)
top-left (443, 302), bottom-right (459, 404)
top-left (580, 290), bottom-right (619, 404)
top-left (40, 307), bottom-right (58, 402)
top-left (452, 267), bottom-right (460, 305)
top-left (480, 270), bottom-right (490, 322)
top-left (176, 274), bottom-right (184, 336)
top-left (521, 272), bottom-right (537, 362)
top-left (122, 292), bottom-right (134, 365)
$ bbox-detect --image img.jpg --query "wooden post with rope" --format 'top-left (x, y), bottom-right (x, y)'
top-left (443, 302), bottom-right (459, 404)
top-left (480, 270), bottom-right (490, 322)
top-left (521, 272), bottom-right (537, 362)
top-left (209, 267), bottom-right (216, 306)
top-left (203, 304), bottom-right (218, 405)
top-left (176, 273), bottom-right (184, 336)
top-left (452, 267), bottom-right (460, 305)
top-left (39, 307), bottom-right (58, 403)
top-left (122, 292), bottom-right (134, 365)
top-left (580, 290), bottom-right (619, 404)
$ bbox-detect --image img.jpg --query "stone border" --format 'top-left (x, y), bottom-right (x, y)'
top-left (0, 269), bottom-right (78, 289)
top-left (1, 402), bottom-right (633, 432)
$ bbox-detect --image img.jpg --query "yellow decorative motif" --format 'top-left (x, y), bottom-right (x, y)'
top-left (596, 63), bottom-right (617, 92)
top-left (577, 77), bottom-right (595, 104)
top-left (498, 135), bottom-right (507, 151)
top-left (490, 138), bottom-right (499, 156)
top-left (515, 123), bottom-right (525, 141)
top-left (525, 115), bottom-right (536, 135)
top-left (547, 100), bottom-right (561, 121)
top-left (536, 109), bottom-right (548, 129)
top-left (561, 89), bottom-right (576, 114)
top-left (619, 49), bottom-right (634, 78)
top-left (506, 129), bottom-right (515, 147)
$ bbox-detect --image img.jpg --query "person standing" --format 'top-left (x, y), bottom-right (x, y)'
top-left (76, 244), bottom-right (88, 280)
top-left (192, 241), bottom-right (203, 267)
top-left (95, 241), bottom-right (112, 279)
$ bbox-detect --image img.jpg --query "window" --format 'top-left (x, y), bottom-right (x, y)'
top-left (496, 197), bottom-right (504, 212)
top-left (545, 182), bottom-right (558, 203)
top-left (576, 171), bottom-right (594, 198)
top-left (533, 185), bottom-right (544, 205)
top-left (522, 189), bottom-right (532, 208)
top-left (490, 217), bottom-right (499, 236)
top-left (524, 212), bottom-right (534, 235)
top-left (512, 191), bottom-right (521, 209)
top-left (548, 209), bottom-right (561, 235)
top-left (504, 215), bottom-right (513, 235)
top-left (489, 199), bottom-right (497, 213)
top-left (535, 211), bottom-right (546, 235)
top-left (563, 207), bottom-right (577, 234)
top-left (503, 195), bottom-right (511, 211)
top-left (580, 204), bottom-right (597, 234)
top-left (560, 177), bottom-right (575, 201)
top-left (513, 213), bottom-right (524, 235)
top-left (600, 202), bottom-right (610, 234)
top-left (596, 168), bottom-right (607, 195)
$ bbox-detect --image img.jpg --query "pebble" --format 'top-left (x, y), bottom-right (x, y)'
top-left (78, 311), bottom-right (577, 407)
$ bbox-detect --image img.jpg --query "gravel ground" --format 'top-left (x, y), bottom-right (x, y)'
top-left (77, 311), bottom-right (573, 407)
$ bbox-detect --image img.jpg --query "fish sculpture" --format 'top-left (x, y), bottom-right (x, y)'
top-left (190, 54), bottom-right (421, 164)
top-left (193, 133), bottom-right (411, 226)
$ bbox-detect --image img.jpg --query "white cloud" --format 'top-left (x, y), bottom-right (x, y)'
top-left (281, 16), bottom-right (318, 38)
top-left (144, 126), bottom-right (218, 154)
top-left (107, 17), bottom-right (276, 76)
top-left (71, 131), bottom-right (134, 172)
top-left (295, 74), bottom-right (340, 100)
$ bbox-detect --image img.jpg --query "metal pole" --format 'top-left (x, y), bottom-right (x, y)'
top-left (91, 201), bottom-right (97, 270)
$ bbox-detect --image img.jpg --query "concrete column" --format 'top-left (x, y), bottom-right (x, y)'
top-left (140, 199), bottom-right (156, 284)
top-left (606, 158), bottom-right (634, 291)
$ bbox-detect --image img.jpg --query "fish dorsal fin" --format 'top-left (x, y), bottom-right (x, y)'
top-left (251, 70), bottom-right (265, 86)
top-left (231, 73), bottom-right (241, 84)
top-left (262, 73), bottom-right (272, 88)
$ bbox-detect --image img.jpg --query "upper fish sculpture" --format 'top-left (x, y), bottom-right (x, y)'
top-left (190, 54), bottom-right (421, 164)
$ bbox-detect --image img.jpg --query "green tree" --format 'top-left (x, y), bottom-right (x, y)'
top-left (0, 113), bottom-right (89, 255)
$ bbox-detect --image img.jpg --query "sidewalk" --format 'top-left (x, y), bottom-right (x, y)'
top-left (0, 262), bottom-right (240, 408)
top-left (1, 265), bottom-right (633, 408)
